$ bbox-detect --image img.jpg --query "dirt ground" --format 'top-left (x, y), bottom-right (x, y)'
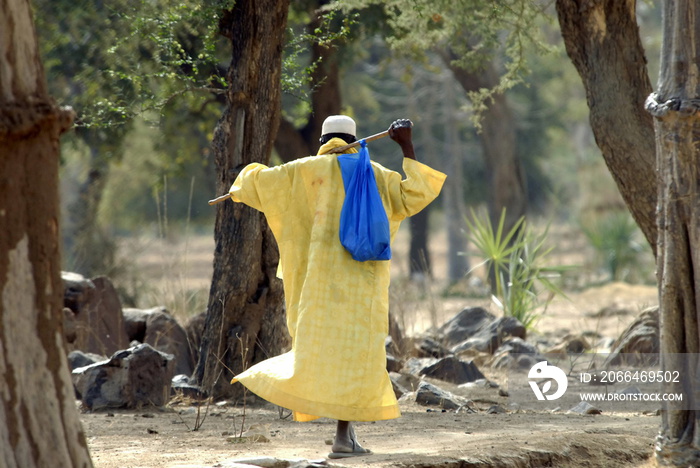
top-left (83, 397), bottom-right (659, 468)
top-left (84, 228), bottom-right (664, 467)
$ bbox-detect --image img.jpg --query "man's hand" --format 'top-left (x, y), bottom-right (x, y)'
top-left (388, 119), bottom-right (416, 160)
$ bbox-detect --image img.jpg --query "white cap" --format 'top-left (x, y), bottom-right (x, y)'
top-left (321, 115), bottom-right (356, 137)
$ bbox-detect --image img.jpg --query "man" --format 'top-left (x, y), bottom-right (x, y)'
top-left (230, 116), bottom-right (445, 458)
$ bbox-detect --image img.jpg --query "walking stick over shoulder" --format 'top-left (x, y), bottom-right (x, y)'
top-left (207, 130), bottom-right (389, 205)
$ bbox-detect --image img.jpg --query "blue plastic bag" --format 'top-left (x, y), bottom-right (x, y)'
top-left (337, 140), bottom-right (392, 261)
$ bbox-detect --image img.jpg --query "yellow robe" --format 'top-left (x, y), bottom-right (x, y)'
top-left (230, 138), bottom-right (446, 422)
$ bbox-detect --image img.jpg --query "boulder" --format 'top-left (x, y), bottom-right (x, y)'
top-left (413, 335), bottom-right (451, 358)
top-left (403, 357), bottom-right (437, 376)
top-left (67, 350), bottom-right (107, 370)
top-left (418, 356), bottom-right (485, 385)
top-left (123, 306), bottom-right (194, 377)
top-left (604, 306), bottom-right (659, 366)
top-left (415, 381), bottom-right (469, 410)
top-left (72, 343), bottom-right (175, 410)
top-left (439, 307), bottom-right (526, 354)
top-left (62, 272), bottom-right (129, 355)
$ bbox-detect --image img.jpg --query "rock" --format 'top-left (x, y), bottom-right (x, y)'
top-left (492, 337), bottom-right (542, 369)
top-left (450, 336), bottom-right (494, 354)
top-left (567, 401), bottom-right (602, 415)
top-left (439, 307), bottom-right (526, 354)
top-left (62, 272), bottom-right (129, 355)
top-left (390, 377), bottom-right (409, 399)
top-left (171, 374), bottom-right (207, 399)
top-left (545, 334), bottom-right (592, 355)
top-left (496, 337), bottom-right (538, 355)
top-left (388, 312), bottom-right (406, 356)
top-left (386, 354), bottom-right (403, 373)
top-left (604, 306), bottom-right (659, 366)
top-left (402, 357), bottom-right (437, 376)
top-left (413, 336), bottom-right (451, 358)
top-left (390, 371), bottom-right (420, 392)
top-left (218, 457), bottom-right (328, 468)
top-left (123, 306), bottom-right (194, 377)
top-left (415, 381), bottom-right (468, 410)
top-left (418, 356), bottom-right (485, 385)
top-left (67, 350), bottom-right (107, 370)
top-left (486, 404), bottom-right (507, 414)
top-left (184, 311), bottom-right (206, 367)
top-left (227, 424), bottom-right (271, 444)
top-left (72, 343), bottom-right (175, 410)
top-left (493, 353), bottom-right (540, 370)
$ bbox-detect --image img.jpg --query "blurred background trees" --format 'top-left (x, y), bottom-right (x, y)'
top-left (34, 0), bottom-right (662, 386)
top-left (32, 0), bottom-right (664, 306)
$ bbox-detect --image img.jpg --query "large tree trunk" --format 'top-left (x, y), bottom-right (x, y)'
top-left (192, 0), bottom-right (291, 400)
top-left (645, 1), bottom-right (700, 464)
top-left (555, 0), bottom-right (658, 255)
top-left (0, 0), bottom-right (92, 466)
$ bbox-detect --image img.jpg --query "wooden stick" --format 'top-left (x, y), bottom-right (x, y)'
top-left (208, 130), bottom-right (390, 205)
top-left (326, 129), bottom-right (389, 153)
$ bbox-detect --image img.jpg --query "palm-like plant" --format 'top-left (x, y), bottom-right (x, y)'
top-left (465, 209), bottom-right (571, 329)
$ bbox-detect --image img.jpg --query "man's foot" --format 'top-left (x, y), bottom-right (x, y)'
top-left (328, 439), bottom-right (372, 459)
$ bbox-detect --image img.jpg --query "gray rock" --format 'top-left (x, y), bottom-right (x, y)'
top-left (390, 378), bottom-right (409, 399)
top-left (62, 272), bottom-right (129, 355)
top-left (497, 337), bottom-right (538, 355)
top-left (386, 354), bottom-right (403, 373)
top-left (418, 356), bottom-right (485, 385)
top-left (604, 306), bottom-right (659, 366)
top-left (440, 307), bottom-right (526, 354)
top-left (171, 374), bottom-right (207, 399)
top-left (123, 306), bottom-right (194, 377)
top-left (402, 357), bottom-right (437, 376)
top-left (492, 337), bottom-right (542, 369)
top-left (415, 381), bottom-right (468, 410)
top-left (567, 401), bottom-right (602, 415)
top-left (389, 372), bottom-right (420, 392)
top-left (413, 335), bottom-right (451, 358)
top-left (72, 343), bottom-right (175, 410)
top-left (67, 350), bottom-right (107, 370)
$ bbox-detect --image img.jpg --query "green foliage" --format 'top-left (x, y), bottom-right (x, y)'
top-left (581, 211), bottom-right (645, 282)
top-left (466, 209), bottom-right (572, 328)
top-left (332, 0), bottom-right (553, 124)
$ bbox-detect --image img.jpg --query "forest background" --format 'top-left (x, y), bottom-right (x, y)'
top-left (38, 0), bottom-right (661, 321)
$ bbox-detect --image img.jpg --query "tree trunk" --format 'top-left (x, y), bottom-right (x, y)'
top-left (443, 52), bottom-right (527, 235)
top-left (555, 0), bottom-right (658, 255)
top-left (193, 0), bottom-right (291, 400)
top-left (645, 1), bottom-right (700, 464)
top-left (274, 4), bottom-right (343, 162)
top-left (0, 0), bottom-right (92, 466)
top-left (439, 71), bottom-right (469, 282)
top-left (63, 146), bottom-right (114, 276)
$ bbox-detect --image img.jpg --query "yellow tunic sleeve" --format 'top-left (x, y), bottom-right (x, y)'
top-left (380, 158), bottom-right (446, 221)
top-left (228, 162), bottom-right (293, 217)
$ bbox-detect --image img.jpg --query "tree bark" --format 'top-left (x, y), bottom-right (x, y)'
top-left (645, 1), bottom-right (700, 464)
top-left (193, 0), bottom-right (291, 400)
top-left (0, 0), bottom-right (92, 466)
top-left (555, 0), bottom-right (658, 255)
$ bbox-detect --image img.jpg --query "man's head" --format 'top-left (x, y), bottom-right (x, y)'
top-left (320, 115), bottom-right (356, 145)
